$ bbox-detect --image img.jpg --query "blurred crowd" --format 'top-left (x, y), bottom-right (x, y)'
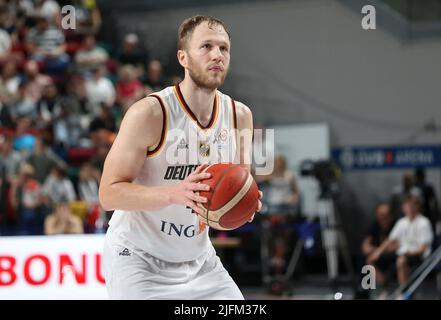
top-left (0, 0), bottom-right (181, 236)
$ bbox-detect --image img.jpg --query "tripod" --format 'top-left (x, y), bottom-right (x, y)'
top-left (260, 197), bottom-right (354, 295)
top-left (274, 196), bottom-right (354, 291)
top-left (259, 170), bottom-right (355, 294)
top-left (317, 196), bottom-right (354, 283)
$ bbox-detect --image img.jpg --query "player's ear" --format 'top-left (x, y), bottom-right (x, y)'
top-left (177, 49), bottom-right (187, 68)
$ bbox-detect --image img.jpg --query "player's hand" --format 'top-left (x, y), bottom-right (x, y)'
top-left (248, 190), bottom-right (263, 222)
top-left (170, 164), bottom-right (211, 215)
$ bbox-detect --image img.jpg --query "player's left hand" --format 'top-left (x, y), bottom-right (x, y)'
top-left (248, 190), bottom-right (263, 222)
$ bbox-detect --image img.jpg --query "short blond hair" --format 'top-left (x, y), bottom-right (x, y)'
top-left (178, 15), bottom-right (230, 50)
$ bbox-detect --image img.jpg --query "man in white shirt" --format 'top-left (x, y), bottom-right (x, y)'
top-left (369, 194), bottom-right (433, 285)
top-left (85, 66), bottom-right (116, 115)
top-left (75, 35), bottom-right (109, 75)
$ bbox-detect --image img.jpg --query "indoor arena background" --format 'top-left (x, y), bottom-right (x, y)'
top-left (0, 0), bottom-right (440, 300)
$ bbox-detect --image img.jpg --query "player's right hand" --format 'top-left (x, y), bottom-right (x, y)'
top-left (169, 164), bottom-right (211, 215)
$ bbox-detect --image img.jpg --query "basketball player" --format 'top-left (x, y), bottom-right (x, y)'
top-left (99, 15), bottom-right (262, 299)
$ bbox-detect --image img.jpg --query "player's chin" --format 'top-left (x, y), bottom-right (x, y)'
top-left (208, 73), bottom-right (226, 83)
top-left (204, 80), bottom-right (223, 90)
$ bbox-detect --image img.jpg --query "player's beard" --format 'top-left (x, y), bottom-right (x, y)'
top-left (187, 55), bottom-right (229, 90)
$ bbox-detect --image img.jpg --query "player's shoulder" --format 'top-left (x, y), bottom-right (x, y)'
top-left (118, 96), bottom-right (164, 145)
top-left (124, 96), bottom-right (164, 121)
top-left (233, 100), bottom-right (253, 123)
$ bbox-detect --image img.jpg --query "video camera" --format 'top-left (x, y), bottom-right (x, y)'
top-left (299, 159), bottom-right (341, 199)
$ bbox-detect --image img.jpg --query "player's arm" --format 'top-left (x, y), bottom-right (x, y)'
top-left (235, 101), bottom-right (253, 172)
top-left (99, 97), bottom-right (209, 214)
top-left (235, 101), bottom-right (262, 217)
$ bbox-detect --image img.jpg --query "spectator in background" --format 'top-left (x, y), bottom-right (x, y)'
top-left (52, 104), bottom-right (84, 151)
top-left (369, 194), bottom-right (433, 286)
top-left (0, 134), bottom-right (22, 228)
top-left (414, 167), bottom-right (440, 234)
top-left (61, 75), bottom-right (95, 148)
top-left (0, 27), bottom-right (11, 59)
top-left (44, 199), bottom-right (84, 235)
top-left (116, 64), bottom-right (144, 111)
top-left (15, 1), bottom-right (34, 16)
top-left (0, 60), bottom-right (20, 100)
top-left (89, 142), bottom-right (110, 173)
top-left (42, 165), bottom-right (76, 205)
top-left (78, 162), bottom-right (99, 205)
top-left (9, 163), bottom-right (42, 235)
top-left (13, 116), bottom-right (37, 156)
top-left (32, 0), bottom-right (61, 26)
top-left (358, 203), bottom-right (396, 294)
top-left (0, 5), bottom-right (15, 32)
top-left (36, 82), bottom-right (62, 128)
top-left (85, 65), bottom-right (115, 114)
top-left (64, 72), bottom-right (94, 115)
top-left (89, 103), bottom-right (116, 145)
top-left (0, 134), bottom-right (23, 180)
top-left (27, 135), bottom-right (67, 184)
top-left (25, 15), bottom-right (69, 76)
top-left (21, 60), bottom-right (52, 104)
top-left (12, 81), bottom-right (37, 119)
top-left (143, 59), bottom-right (166, 94)
top-left (257, 155), bottom-right (300, 216)
top-left (74, 34), bottom-right (109, 76)
top-left (390, 172), bottom-right (418, 220)
top-left (0, 6), bottom-right (16, 63)
top-left (4, 9), bottom-right (28, 65)
top-left (0, 89), bottom-right (14, 127)
top-left (117, 33), bottom-right (148, 71)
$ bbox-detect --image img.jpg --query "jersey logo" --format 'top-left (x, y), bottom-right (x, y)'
top-left (159, 219), bottom-right (207, 238)
top-left (160, 220), bottom-right (196, 238)
top-left (164, 165), bottom-right (198, 180)
top-left (213, 128), bottom-right (229, 150)
top-left (118, 248), bottom-right (131, 256)
top-left (177, 138), bottom-right (189, 150)
top-left (199, 142), bottom-right (210, 157)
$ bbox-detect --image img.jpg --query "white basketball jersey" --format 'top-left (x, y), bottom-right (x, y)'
top-left (107, 85), bottom-right (238, 263)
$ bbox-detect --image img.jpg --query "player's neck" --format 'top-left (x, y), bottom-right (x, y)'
top-left (178, 79), bottom-right (216, 121)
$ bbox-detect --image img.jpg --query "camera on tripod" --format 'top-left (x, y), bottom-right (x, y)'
top-left (298, 159), bottom-right (353, 282)
top-left (299, 159), bottom-right (341, 199)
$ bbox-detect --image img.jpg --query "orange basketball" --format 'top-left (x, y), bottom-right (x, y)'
top-left (197, 163), bottom-right (259, 230)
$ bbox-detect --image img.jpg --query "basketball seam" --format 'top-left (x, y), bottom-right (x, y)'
top-left (209, 173), bottom-right (253, 218)
top-left (219, 187), bottom-right (257, 225)
top-left (205, 164), bottom-right (238, 228)
top-left (200, 172), bottom-right (254, 229)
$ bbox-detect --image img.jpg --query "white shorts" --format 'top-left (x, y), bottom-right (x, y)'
top-left (103, 232), bottom-right (244, 300)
